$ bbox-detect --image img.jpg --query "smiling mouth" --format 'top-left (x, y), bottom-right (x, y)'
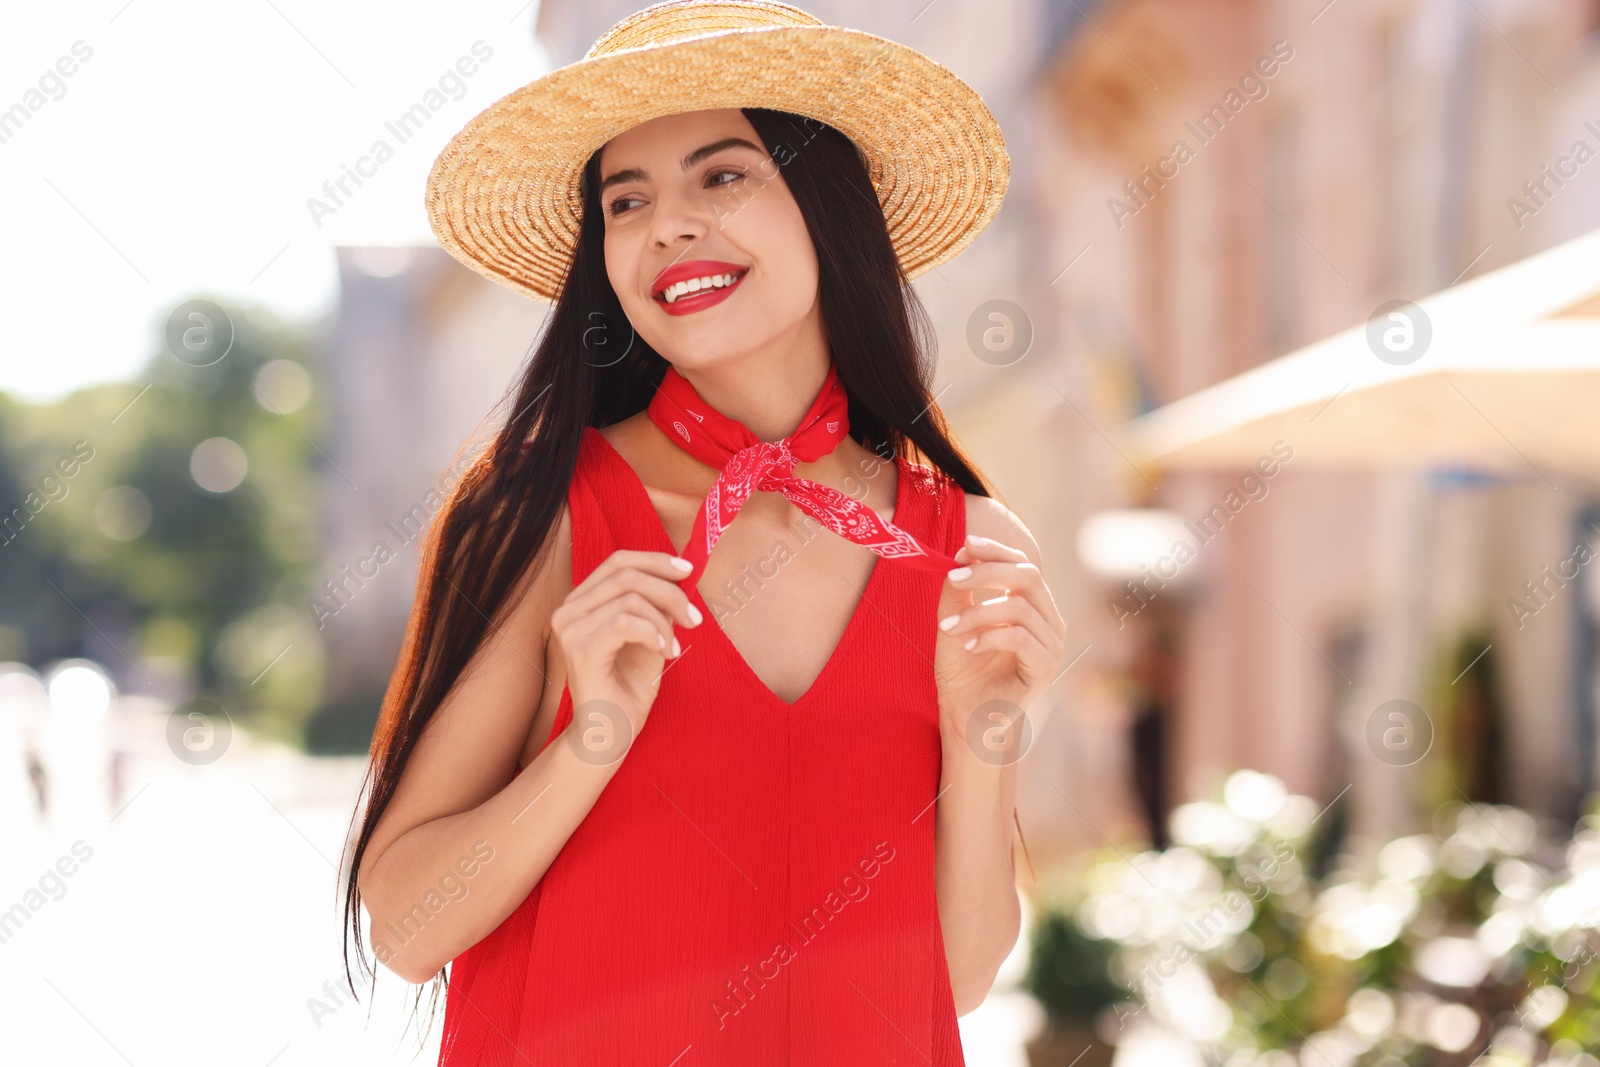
top-left (653, 268), bottom-right (750, 305)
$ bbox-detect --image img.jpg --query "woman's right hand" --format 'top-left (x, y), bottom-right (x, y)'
top-left (550, 549), bottom-right (702, 763)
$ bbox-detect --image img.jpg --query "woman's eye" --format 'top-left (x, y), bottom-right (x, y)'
top-left (607, 169), bottom-right (745, 217)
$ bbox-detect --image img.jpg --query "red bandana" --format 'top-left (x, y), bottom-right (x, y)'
top-left (646, 362), bottom-right (960, 587)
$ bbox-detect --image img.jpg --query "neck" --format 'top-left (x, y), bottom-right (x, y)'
top-left (671, 350), bottom-right (831, 442)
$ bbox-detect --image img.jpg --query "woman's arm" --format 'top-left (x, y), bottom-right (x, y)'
top-left (355, 504), bottom-right (599, 982)
top-left (356, 504), bottom-right (695, 983)
top-left (936, 712), bottom-right (1021, 1015)
top-left (933, 495), bottom-right (1061, 1014)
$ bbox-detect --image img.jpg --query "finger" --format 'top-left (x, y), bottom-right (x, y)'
top-left (571, 567), bottom-right (700, 632)
top-left (568, 557), bottom-right (701, 629)
top-left (594, 591), bottom-right (680, 657)
top-left (562, 584), bottom-right (679, 660)
top-left (582, 550), bottom-right (698, 600)
top-left (947, 557), bottom-right (1066, 638)
top-left (566, 597), bottom-right (679, 667)
top-left (939, 594), bottom-right (1061, 657)
top-left (946, 557), bottom-right (1041, 593)
top-left (958, 534), bottom-right (1029, 563)
top-left (961, 623), bottom-right (1054, 676)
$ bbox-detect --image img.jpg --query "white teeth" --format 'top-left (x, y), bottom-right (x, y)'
top-left (661, 272), bottom-right (742, 304)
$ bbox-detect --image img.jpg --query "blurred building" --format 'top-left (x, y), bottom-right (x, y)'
top-left (1030, 0), bottom-right (1600, 862)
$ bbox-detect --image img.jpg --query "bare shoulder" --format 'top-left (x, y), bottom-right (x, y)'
top-left (963, 491), bottom-right (1043, 567)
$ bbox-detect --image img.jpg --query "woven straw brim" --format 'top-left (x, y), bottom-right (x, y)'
top-left (424, 25), bottom-right (1009, 303)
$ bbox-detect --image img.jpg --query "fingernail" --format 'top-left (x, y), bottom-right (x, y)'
top-left (938, 614), bottom-right (961, 632)
top-left (947, 567), bottom-right (972, 581)
top-left (669, 557), bottom-right (693, 572)
top-left (657, 633), bottom-right (666, 649)
top-left (671, 636), bottom-right (682, 657)
top-left (686, 602), bottom-right (703, 626)
top-left (964, 636), bottom-right (978, 650)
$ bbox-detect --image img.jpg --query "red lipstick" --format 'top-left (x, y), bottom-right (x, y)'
top-left (651, 259), bottom-right (749, 317)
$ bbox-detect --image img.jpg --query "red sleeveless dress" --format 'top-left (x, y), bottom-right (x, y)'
top-left (436, 425), bottom-right (969, 1065)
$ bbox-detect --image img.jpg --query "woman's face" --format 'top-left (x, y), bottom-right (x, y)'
top-left (597, 109), bottom-right (821, 372)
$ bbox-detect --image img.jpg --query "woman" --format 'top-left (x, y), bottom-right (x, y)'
top-left (341, 3), bottom-right (1068, 1063)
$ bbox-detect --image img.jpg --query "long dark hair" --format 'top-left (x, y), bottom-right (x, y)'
top-left (338, 107), bottom-right (995, 1034)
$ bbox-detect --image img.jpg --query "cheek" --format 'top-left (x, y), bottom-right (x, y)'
top-left (738, 195), bottom-right (817, 307)
top-left (603, 232), bottom-right (651, 314)
top-left (602, 231), bottom-right (628, 292)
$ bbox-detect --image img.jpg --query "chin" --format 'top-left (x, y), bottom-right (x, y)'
top-left (656, 309), bottom-right (772, 350)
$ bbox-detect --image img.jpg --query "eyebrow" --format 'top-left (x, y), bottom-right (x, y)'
top-left (598, 137), bottom-right (765, 196)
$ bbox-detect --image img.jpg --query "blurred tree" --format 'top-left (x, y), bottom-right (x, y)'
top-left (0, 297), bottom-right (325, 746)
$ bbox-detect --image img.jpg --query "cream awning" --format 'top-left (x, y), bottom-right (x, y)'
top-left (1122, 226), bottom-right (1600, 481)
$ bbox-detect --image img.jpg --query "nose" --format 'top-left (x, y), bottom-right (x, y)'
top-left (648, 185), bottom-right (712, 253)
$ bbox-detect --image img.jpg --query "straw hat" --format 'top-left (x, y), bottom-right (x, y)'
top-left (424, 0), bottom-right (1010, 303)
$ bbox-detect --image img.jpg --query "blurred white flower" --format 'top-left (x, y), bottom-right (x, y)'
top-left (1424, 1002), bottom-right (1480, 1053)
top-left (1223, 770), bottom-right (1287, 824)
top-left (1145, 961), bottom-right (1230, 1041)
top-left (1264, 795), bottom-right (1318, 840)
top-left (1493, 858), bottom-right (1543, 899)
top-left (1477, 908), bottom-right (1528, 959)
top-left (1308, 879), bottom-right (1414, 959)
top-left (1453, 805), bottom-right (1535, 857)
top-left (1531, 884), bottom-right (1584, 939)
top-left (1413, 936), bottom-right (1490, 988)
top-left (1342, 987), bottom-right (1395, 1040)
top-left (1436, 836), bottom-right (1488, 879)
top-left (1171, 802), bottom-right (1257, 857)
top-left (1108, 1020), bottom-right (1207, 1067)
top-left (1565, 832), bottom-right (1600, 874)
top-left (1297, 1030), bottom-right (1362, 1067)
top-left (1518, 984), bottom-right (1567, 1030)
top-left (1378, 835), bottom-right (1436, 883)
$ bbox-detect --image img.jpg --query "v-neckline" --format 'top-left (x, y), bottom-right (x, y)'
top-left (584, 425), bottom-right (905, 711)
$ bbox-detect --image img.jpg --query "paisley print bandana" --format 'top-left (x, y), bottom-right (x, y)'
top-left (645, 361), bottom-right (961, 587)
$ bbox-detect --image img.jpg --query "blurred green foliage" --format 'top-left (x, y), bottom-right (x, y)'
top-left (1025, 771), bottom-right (1600, 1064)
top-left (0, 297), bottom-right (326, 746)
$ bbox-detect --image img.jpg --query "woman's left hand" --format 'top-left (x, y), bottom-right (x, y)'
top-left (934, 533), bottom-right (1069, 750)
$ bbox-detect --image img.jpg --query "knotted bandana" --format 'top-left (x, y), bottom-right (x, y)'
top-left (646, 361), bottom-right (960, 587)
